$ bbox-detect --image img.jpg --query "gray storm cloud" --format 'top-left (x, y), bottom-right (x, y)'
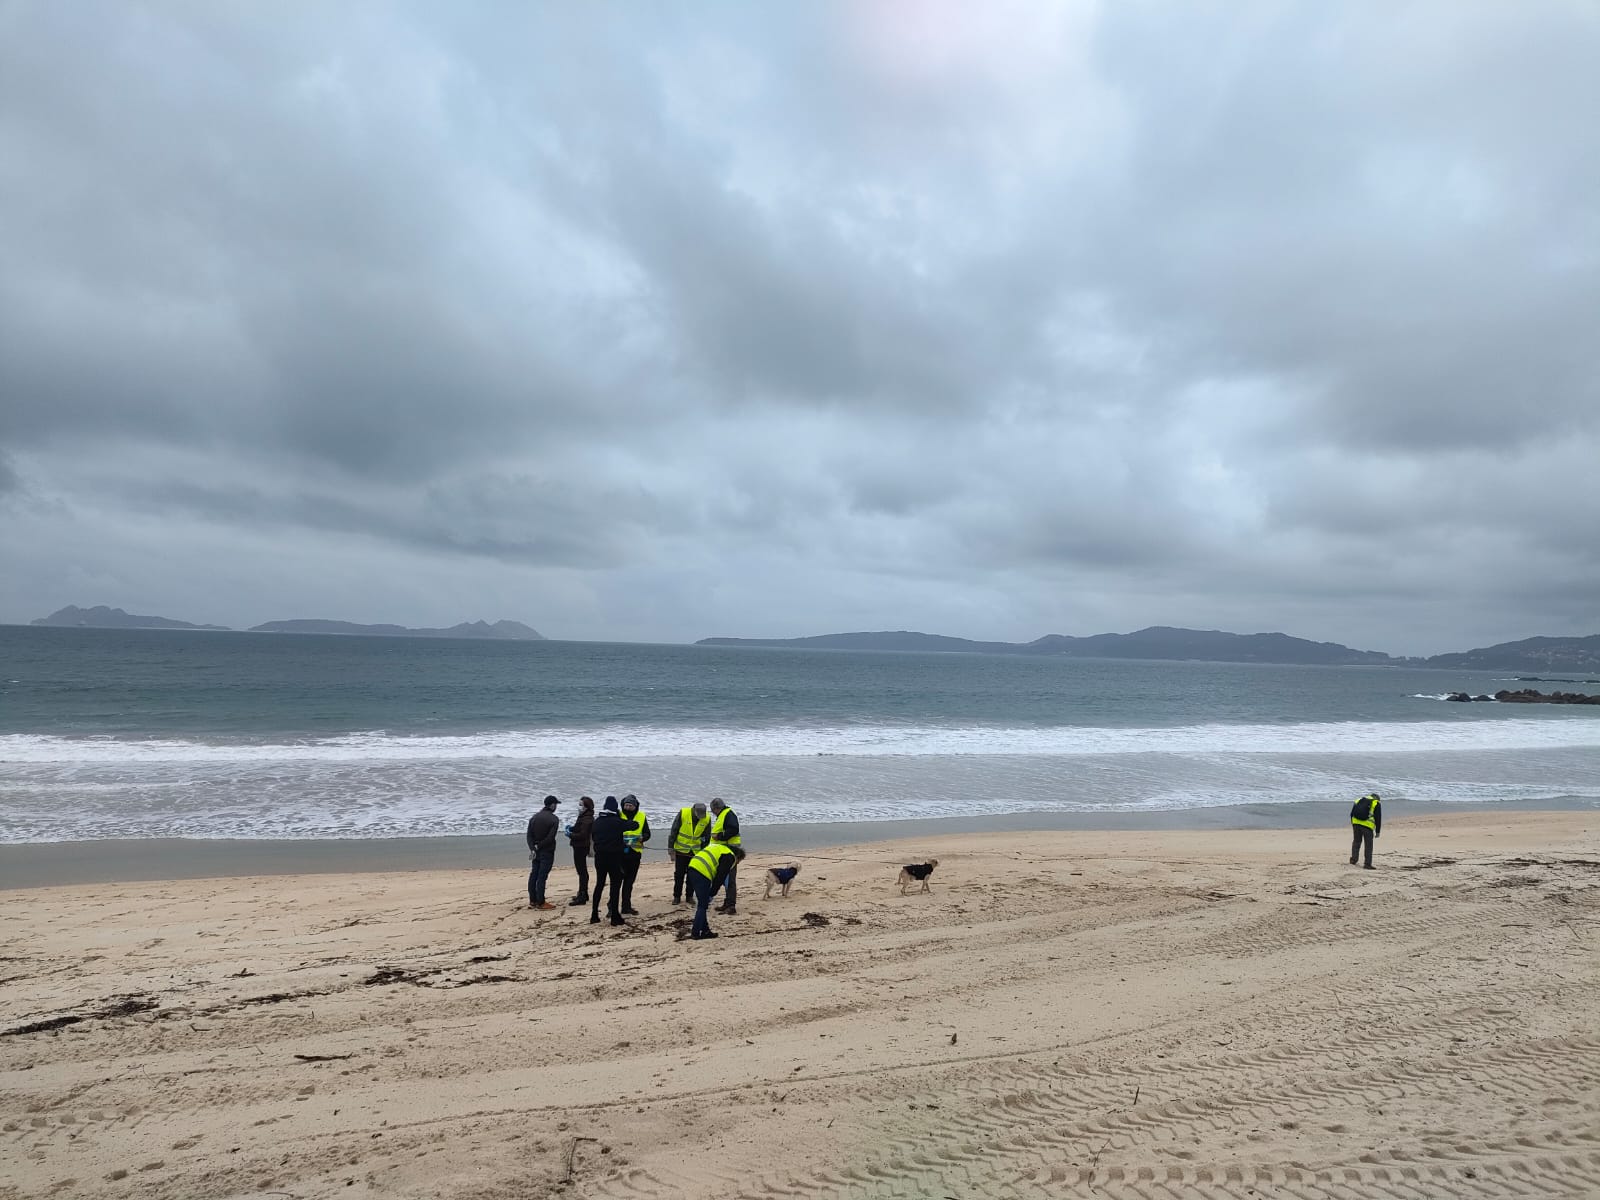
top-left (1, 1), bottom-right (1596, 653)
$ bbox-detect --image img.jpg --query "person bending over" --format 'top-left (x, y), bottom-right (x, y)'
top-left (687, 833), bottom-right (746, 940)
top-left (1349, 792), bottom-right (1382, 869)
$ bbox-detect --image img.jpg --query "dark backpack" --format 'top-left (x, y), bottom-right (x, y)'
top-left (1351, 795), bottom-right (1377, 821)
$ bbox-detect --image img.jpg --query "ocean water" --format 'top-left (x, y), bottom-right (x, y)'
top-left (2, 625), bottom-right (1598, 843)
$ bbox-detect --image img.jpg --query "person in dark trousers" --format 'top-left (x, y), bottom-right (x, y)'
top-left (589, 796), bottom-right (626, 925)
top-left (1350, 792), bottom-right (1382, 869)
top-left (525, 795), bottom-right (560, 910)
top-left (668, 801), bottom-right (710, 904)
top-left (708, 797), bottom-right (742, 913)
top-left (618, 794), bottom-right (651, 915)
top-left (567, 795), bottom-right (595, 906)
top-left (687, 832), bottom-right (745, 940)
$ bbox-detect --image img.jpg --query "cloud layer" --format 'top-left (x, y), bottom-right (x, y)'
top-left (3, 1), bottom-right (1597, 653)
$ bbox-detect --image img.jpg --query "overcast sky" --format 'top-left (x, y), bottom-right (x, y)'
top-left (2, 1), bottom-right (1597, 655)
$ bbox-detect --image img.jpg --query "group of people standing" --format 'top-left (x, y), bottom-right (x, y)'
top-left (527, 794), bottom-right (747, 940)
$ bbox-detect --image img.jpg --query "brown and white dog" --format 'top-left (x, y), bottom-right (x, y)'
top-left (763, 862), bottom-right (802, 899)
top-left (897, 859), bottom-right (939, 894)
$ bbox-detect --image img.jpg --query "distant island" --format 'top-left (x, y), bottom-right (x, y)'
top-left (698, 626), bottom-right (1600, 672)
top-left (29, 607), bottom-right (544, 641)
top-left (698, 627), bottom-right (1393, 665)
top-left (31, 605), bottom-right (229, 631)
top-left (249, 618), bottom-right (544, 640)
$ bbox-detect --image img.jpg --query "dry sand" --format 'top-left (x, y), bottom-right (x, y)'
top-left (2, 811), bottom-right (1597, 1199)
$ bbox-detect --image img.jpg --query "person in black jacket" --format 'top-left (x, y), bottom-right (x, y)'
top-left (708, 797), bottom-right (741, 914)
top-left (1349, 792), bottom-right (1382, 869)
top-left (525, 795), bottom-right (560, 910)
top-left (566, 795), bottom-right (595, 906)
top-left (617, 793), bottom-right (651, 915)
top-left (589, 796), bottom-right (627, 926)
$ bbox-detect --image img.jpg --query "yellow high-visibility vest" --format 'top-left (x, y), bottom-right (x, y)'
top-left (672, 807), bottom-right (710, 856)
top-left (711, 807), bottom-right (740, 847)
top-left (688, 842), bottom-right (736, 880)
top-left (621, 808), bottom-right (647, 853)
top-left (1351, 795), bottom-right (1380, 831)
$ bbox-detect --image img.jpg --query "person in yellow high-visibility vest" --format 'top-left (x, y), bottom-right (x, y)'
top-left (618, 794), bottom-right (650, 915)
top-left (687, 832), bottom-right (745, 940)
top-left (708, 797), bottom-right (742, 914)
top-left (1349, 792), bottom-right (1382, 869)
top-left (668, 802), bottom-right (710, 905)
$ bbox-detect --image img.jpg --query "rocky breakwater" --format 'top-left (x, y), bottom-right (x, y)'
top-left (1448, 689), bottom-right (1600, 704)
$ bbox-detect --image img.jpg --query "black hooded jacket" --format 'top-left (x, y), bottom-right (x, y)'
top-left (590, 798), bottom-right (627, 857)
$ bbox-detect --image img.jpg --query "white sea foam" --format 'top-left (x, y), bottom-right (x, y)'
top-left (3, 715), bottom-right (1598, 765)
top-left (4, 720), bottom-right (1599, 843)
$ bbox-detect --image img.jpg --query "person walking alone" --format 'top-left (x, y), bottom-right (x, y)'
top-left (618, 794), bottom-right (651, 915)
top-left (686, 832), bottom-right (745, 940)
top-left (589, 796), bottom-right (626, 926)
top-left (708, 797), bottom-right (742, 914)
top-left (1349, 792), bottom-right (1382, 869)
top-left (668, 801), bottom-right (710, 905)
top-left (525, 795), bottom-right (560, 910)
top-left (567, 795), bottom-right (595, 906)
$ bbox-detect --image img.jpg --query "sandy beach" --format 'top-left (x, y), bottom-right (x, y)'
top-left (2, 811), bottom-right (1597, 1199)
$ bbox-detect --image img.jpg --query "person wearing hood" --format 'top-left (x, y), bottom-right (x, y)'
top-left (618, 794), bottom-right (651, 915)
top-left (566, 796), bottom-right (595, 906)
top-left (589, 796), bottom-right (627, 926)
top-left (525, 795), bottom-right (560, 910)
top-left (708, 797), bottom-right (742, 914)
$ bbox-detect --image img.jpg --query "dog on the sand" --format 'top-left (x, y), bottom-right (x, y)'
top-left (764, 863), bottom-right (801, 899)
top-left (897, 859), bottom-right (939, 894)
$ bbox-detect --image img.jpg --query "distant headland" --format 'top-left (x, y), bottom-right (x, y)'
top-left (29, 605), bottom-right (230, 631)
top-left (697, 627), bottom-right (1600, 672)
top-left (30, 607), bottom-right (545, 641)
top-left (249, 619), bottom-right (544, 640)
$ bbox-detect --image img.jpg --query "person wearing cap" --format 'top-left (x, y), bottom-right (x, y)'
top-left (566, 795), bottom-right (595, 906)
top-left (1349, 792), bottom-right (1382, 869)
top-left (686, 830), bottom-right (745, 940)
top-left (708, 797), bottom-right (742, 914)
top-left (525, 795), bottom-right (561, 910)
top-left (668, 802), bottom-right (711, 905)
top-left (618, 794), bottom-right (651, 915)
top-left (589, 796), bottom-right (627, 926)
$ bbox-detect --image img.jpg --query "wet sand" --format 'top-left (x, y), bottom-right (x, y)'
top-left (2, 798), bottom-right (1591, 888)
top-left (1, 810), bottom-right (1597, 1199)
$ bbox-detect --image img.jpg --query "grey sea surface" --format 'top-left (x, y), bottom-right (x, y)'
top-left (4, 626), bottom-right (1599, 849)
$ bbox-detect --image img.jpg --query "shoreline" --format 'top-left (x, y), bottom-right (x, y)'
top-left (0, 796), bottom-right (1591, 889)
top-left (2, 810), bottom-right (1595, 1198)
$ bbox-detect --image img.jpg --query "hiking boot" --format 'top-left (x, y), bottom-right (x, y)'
top-left (568, 895), bottom-right (588, 906)
top-left (609, 914), bottom-right (625, 926)
top-left (589, 913), bottom-right (600, 924)
top-left (537, 902), bottom-right (555, 910)
top-left (622, 906), bottom-right (639, 916)
top-left (699, 930), bottom-right (719, 939)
